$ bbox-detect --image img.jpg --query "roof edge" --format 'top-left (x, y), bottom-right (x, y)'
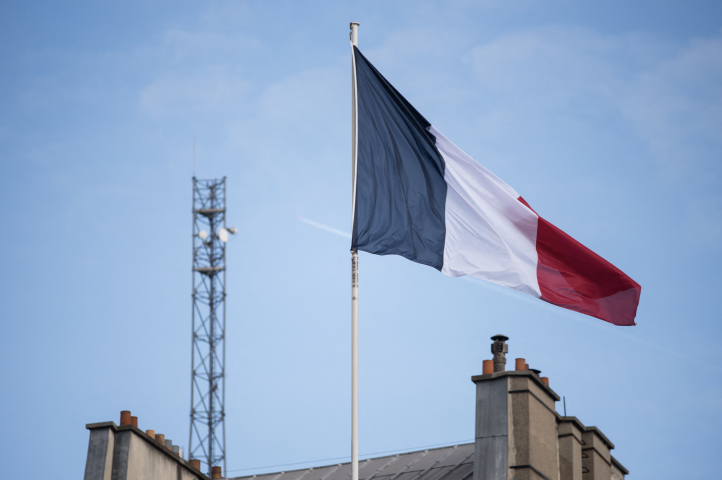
top-left (611, 455), bottom-right (629, 475)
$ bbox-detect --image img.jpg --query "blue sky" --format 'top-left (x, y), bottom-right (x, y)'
top-left (1, 1), bottom-right (721, 478)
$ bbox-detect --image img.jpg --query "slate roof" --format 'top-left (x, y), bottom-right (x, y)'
top-left (229, 443), bottom-right (475, 480)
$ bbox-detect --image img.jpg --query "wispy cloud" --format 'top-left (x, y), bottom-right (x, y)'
top-left (468, 27), bottom-right (722, 183)
top-left (140, 67), bottom-right (250, 117)
top-left (298, 216), bottom-right (351, 239)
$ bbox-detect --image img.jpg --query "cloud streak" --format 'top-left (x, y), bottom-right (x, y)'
top-left (298, 216), bottom-right (351, 239)
top-left (301, 217), bottom-right (717, 371)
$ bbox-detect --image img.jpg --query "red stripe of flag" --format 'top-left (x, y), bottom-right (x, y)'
top-left (519, 197), bottom-right (641, 326)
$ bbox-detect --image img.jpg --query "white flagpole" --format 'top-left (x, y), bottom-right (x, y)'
top-left (350, 21), bottom-right (360, 480)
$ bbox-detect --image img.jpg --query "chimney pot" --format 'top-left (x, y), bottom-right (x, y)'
top-left (130, 416), bottom-right (138, 428)
top-left (211, 466), bottom-right (223, 479)
top-left (120, 411), bottom-right (131, 426)
top-left (515, 358), bottom-right (526, 371)
top-left (189, 459), bottom-right (201, 470)
top-left (155, 433), bottom-right (165, 445)
top-left (541, 376), bottom-right (549, 386)
top-left (482, 360), bottom-right (493, 375)
top-left (165, 439), bottom-right (173, 448)
top-left (146, 429), bottom-right (155, 438)
top-left (490, 334), bottom-right (509, 372)
top-left (524, 363), bottom-right (529, 371)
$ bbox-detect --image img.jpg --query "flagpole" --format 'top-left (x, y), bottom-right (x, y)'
top-left (350, 21), bottom-right (360, 480)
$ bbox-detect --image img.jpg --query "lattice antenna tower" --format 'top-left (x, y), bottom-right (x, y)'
top-left (189, 177), bottom-right (234, 475)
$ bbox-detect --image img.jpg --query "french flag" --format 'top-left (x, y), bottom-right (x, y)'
top-left (351, 46), bottom-right (641, 326)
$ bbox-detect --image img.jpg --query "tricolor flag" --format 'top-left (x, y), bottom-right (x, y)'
top-left (351, 46), bottom-right (641, 326)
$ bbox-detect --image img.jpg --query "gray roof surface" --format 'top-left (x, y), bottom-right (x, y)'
top-left (230, 444), bottom-right (474, 480)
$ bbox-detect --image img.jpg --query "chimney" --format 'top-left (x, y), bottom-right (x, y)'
top-left (490, 334), bottom-right (508, 372)
top-left (558, 417), bottom-right (585, 480)
top-left (211, 466), bottom-right (223, 479)
top-left (472, 335), bottom-right (560, 480)
top-left (85, 417), bottom-right (210, 480)
top-left (557, 415), bottom-right (623, 480)
top-left (581, 427), bottom-right (614, 480)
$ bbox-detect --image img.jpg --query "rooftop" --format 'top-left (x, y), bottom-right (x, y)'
top-left (230, 444), bottom-right (474, 480)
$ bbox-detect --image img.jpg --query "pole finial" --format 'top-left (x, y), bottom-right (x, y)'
top-left (350, 22), bottom-right (359, 46)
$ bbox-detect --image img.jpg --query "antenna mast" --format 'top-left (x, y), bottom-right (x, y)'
top-left (189, 177), bottom-right (229, 476)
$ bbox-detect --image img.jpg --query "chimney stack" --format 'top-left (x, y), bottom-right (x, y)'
top-left (473, 335), bottom-right (560, 480)
top-left (86, 414), bottom-right (211, 480)
top-left (581, 428), bottom-right (614, 480)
